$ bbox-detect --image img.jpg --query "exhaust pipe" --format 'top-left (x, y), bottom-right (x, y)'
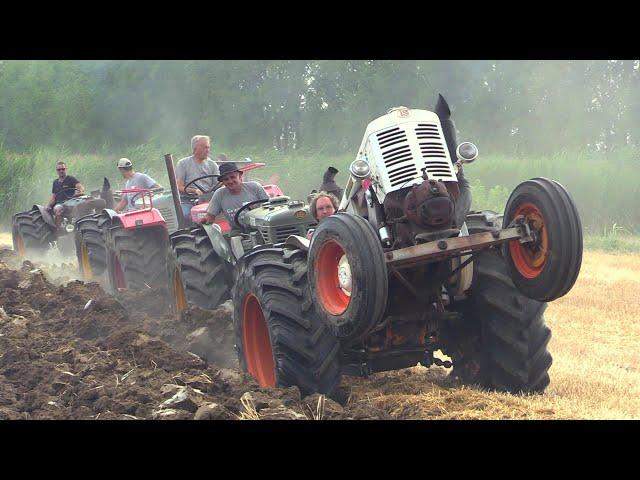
top-left (164, 153), bottom-right (186, 230)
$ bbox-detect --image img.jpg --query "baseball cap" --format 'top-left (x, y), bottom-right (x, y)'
top-left (117, 158), bottom-right (133, 168)
top-left (218, 162), bottom-right (241, 179)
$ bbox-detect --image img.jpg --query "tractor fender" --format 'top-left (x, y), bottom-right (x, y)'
top-left (32, 204), bottom-right (56, 229)
top-left (284, 234), bottom-right (310, 252)
top-left (102, 208), bottom-right (120, 224)
top-left (201, 223), bottom-right (234, 265)
top-left (103, 208), bottom-right (167, 231)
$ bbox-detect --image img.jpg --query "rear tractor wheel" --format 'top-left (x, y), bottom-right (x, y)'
top-left (167, 226), bottom-right (231, 314)
top-left (106, 223), bottom-right (168, 293)
top-left (449, 243), bottom-right (552, 394)
top-left (75, 213), bottom-right (110, 281)
top-left (233, 246), bottom-right (342, 397)
top-left (12, 209), bottom-right (55, 258)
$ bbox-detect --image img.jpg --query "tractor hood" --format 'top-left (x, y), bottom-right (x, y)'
top-left (244, 197), bottom-right (316, 243)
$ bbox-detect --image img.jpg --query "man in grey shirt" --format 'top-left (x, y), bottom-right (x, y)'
top-left (205, 162), bottom-right (269, 230)
top-left (113, 158), bottom-right (162, 212)
top-left (175, 135), bottom-right (220, 219)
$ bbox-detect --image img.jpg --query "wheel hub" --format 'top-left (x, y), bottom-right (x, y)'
top-left (337, 255), bottom-right (352, 296)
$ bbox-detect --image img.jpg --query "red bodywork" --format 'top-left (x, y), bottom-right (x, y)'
top-left (113, 188), bottom-right (167, 230)
top-left (118, 163), bottom-right (285, 233)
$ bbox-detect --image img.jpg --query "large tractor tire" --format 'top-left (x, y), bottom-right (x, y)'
top-left (308, 212), bottom-right (388, 342)
top-left (168, 226), bottom-right (231, 314)
top-left (12, 209), bottom-right (55, 258)
top-left (75, 213), bottom-right (109, 281)
top-left (503, 178), bottom-right (582, 302)
top-left (233, 246), bottom-right (342, 397)
top-left (106, 223), bottom-right (168, 293)
top-left (450, 245), bottom-right (552, 394)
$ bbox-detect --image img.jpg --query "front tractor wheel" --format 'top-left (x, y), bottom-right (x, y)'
top-left (233, 246), bottom-right (341, 397)
top-left (106, 223), bottom-right (168, 293)
top-left (504, 178), bottom-right (582, 302)
top-left (308, 212), bottom-right (388, 342)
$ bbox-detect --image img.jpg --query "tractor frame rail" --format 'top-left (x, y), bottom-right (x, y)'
top-left (385, 222), bottom-right (533, 269)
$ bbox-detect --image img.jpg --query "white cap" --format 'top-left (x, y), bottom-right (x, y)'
top-left (117, 158), bottom-right (132, 168)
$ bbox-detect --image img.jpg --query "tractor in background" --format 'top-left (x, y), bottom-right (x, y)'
top-left (12, 178), bottom-right (114, 261)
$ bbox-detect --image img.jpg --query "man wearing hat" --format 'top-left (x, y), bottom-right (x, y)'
top-left (319, 166), bottom-right (343, 199)
top-left (113, 158), bottom-right (162, 213)
top-left (204, 162), bottom-right (269, 230)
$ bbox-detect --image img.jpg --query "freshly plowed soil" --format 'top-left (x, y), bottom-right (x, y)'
top-left (3, 243), bottom-right (638, 420)
top-left (0, 248), bottom-right (390, 420)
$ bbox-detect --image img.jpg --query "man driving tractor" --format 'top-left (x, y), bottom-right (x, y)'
top-left (47, 161), bottom-right (85, 227)
top-left (204, 162), bottom-right (269, 231)
top-left (113, 158), bottom-right (162, 213)
top-left (175, 135), bottom-right (220, 219)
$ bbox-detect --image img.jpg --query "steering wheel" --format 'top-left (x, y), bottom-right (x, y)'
top-left (184, 174), bottom-right (221, 197)
top-left (53, 186), bottom-right (80, 204)
top-left (233, 199), bottom-right (270, 233)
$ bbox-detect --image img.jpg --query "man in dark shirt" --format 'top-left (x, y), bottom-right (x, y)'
top-left (47, 161), bottom-right (85, 227)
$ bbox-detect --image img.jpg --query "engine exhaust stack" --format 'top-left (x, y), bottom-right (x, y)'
top-left (164, 153), bottom-right (186, 229)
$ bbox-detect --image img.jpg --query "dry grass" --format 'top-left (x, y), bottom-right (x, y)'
top-left (0, 232), bottom-right (11, 247)
top-left (344, 249), bottom-right (640, 419)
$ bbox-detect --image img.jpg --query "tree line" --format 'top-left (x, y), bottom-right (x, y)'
top-left (0, 60), bottom-right (638, 155)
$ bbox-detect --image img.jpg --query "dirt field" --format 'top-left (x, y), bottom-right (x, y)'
top-left (1, 230), bottom-right (638, 419)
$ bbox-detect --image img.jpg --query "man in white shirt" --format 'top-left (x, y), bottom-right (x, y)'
top-left (113, 158), bottom-right (162, 212)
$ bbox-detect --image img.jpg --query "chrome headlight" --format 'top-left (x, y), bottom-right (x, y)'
top-left (456, 142), bottom-right (478, 163)
top-left (350, 159), bottom-right (371, 179)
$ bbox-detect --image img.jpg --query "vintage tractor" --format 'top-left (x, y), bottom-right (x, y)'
top-left (12, 178), bottom-right (115, 260)
top-left (232, 96), bottom-right (583, 397)
top-left (167, 162), bottom-right (316, 312)
top-left (73, 158), bottom-right (270, 284)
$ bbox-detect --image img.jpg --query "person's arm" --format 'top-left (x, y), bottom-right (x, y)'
top-left (142, 174), bottom-right (162, 191)
top-left (253, 182), bottom-right (269, 201)
top-left (114, 196), bottom-right (127, 213)
top-left (47, 193), bottom-right (57, 209)
top-left (175, 162), bottom-right (201, 195)
top-left (204, 191), bottom-right (223, 224)
top-left (75, 182), bottom-right (85, 196)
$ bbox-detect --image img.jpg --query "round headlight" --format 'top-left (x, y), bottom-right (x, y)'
top-left (456, 142), bottom-right (478, 163)
top-left (350, 159), bottom-right (371, 178)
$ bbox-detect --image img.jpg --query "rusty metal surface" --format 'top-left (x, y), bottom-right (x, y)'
top-left (385, 227), bottom-right (528, 268)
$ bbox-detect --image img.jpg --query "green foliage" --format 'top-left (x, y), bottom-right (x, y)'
top-left (1, 145), bottom-right (637, 239)
top-left (2, 60), bottom-right (640, 154)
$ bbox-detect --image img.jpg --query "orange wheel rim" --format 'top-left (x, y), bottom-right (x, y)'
top-left (112, 254), bottom-right (127, 290)
top-left (81, 242), bottom-right (93, 281)
top-left (315, 239), bottom-right (351, 315)
top-left (173, 268), bottom-right (188, 314)
top-left (14, 233), bottom-right (26, 257)
top-left (242, 294), bottom-right (276, 388)
top-left (509, 202), bottom-right (549, 279)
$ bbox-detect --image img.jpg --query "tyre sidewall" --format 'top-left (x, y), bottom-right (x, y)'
top-left (309, 213), bottom-right (388, 341)
top-left (503, 178), bottom-right (581, 301)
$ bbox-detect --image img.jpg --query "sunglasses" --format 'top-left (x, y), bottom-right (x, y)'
top-left (56, 168), bottom-right (66, 171)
